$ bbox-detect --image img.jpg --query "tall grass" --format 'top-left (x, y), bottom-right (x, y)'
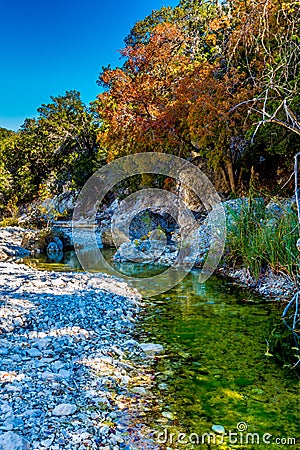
top-left (225, 198), bottom-right (299, 279)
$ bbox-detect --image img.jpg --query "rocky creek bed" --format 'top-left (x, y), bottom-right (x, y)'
top-left (0, 260), bottom-right (165, 450)
top-left (0, 225), bottom-right (299, 449)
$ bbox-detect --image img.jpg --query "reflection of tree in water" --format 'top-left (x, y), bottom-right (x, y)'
top-left (63, 251), bottom-right (83, 270)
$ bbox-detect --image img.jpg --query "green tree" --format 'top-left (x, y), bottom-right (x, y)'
top-left (0, 128), bottom-right (15, 214)
top-left (0, 91), bottom-right (102, 213)
top-left (36, 90), bottom-right (101, 188)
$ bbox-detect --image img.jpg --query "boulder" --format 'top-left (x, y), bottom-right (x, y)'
top-left (0, 432), bottom-right (30, 450)
top-left (139, 343), bottom-right (164, 355)
top-left (19, 191), bottom-right (77, 227)
top-left (21, 229), bottom-right (73, 255)
top-left (0, 227), bottom-right (31, 261)
top-left (101, 227), bottom-right (128, 249)
top-left (114, 241), bottom-right (152, 263)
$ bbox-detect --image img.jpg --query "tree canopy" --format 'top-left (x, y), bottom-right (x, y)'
top-left (94, 0), bottom-right (300, 193)
top-left (0, 0), bottom-right (299, 219)
top-left (0, 91), bottom-right (103, 215)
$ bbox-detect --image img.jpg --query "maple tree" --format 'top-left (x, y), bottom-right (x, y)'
top-left (96, 0), bottom-right (300, 193)
top-left (97, 23), bottom-right (193, 160)
top-left (96, 3), bottom-right (252, 191)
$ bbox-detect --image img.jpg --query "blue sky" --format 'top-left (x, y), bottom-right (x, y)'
top-left (0, 0), bottom-right (178, 131)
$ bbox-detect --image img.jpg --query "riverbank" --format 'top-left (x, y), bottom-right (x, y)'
top-left (0, 260), bottom-right (164, 449)
top-left (217, 266), bottom-right (297, 300)
top-left (0, 227), bottom-right (31, 260)
top-left (1, 226), bottom-right (296, 301)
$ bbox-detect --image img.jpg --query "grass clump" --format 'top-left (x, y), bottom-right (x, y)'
top-left (0, 216), bottom-right (20, 227)
top-left (225, 197), bottom-right (299, 279)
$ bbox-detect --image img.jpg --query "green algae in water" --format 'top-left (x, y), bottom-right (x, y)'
top-left (139, 272), bottom-right (299, 449)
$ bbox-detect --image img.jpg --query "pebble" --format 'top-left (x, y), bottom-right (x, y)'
top-left (131, 386), bottom-right (148, 395)
top-left (0, 431), bottom-right (30, 449)
top-left (161, 411), bottom-right (175, 420)
top-left (0, 349), bottom-right (9, 356)
top-left (40, 438), bottom-right (54, 448)
top-left (52, 404), bottom-right (77, 416)
top-left (158, 383), bottom-right (168, 390)
top-left (212, 424), bottom-right (225, 434)
top-left (26, 348), bottom-right (42, 358)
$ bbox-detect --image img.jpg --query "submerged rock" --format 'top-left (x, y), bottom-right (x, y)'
top-left (212, 425), bottom-right (225, 434)
top-left (139, 343), bottom-right (164, 355)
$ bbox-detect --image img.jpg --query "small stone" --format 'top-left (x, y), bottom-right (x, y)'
top-left (51, 361), bottom-right (64, 371)
top-left (158, 383), bottom-right (168, 390)
top-left (2, 419), bottom-right (14, 431)
top-left (0, 431), bottom-right (30, 449)
top-left (41, 371), bottom-right (56, 380)
top-left (131, 386), bottom-right (148, 396)
top-left (0, 348), bottom-right (9, 355)
top-left (162, 411), bottom-right (175, 420)
top-left (119, 375), bottom-right (131, 385)
top-left (251, 388), bottom-right (265, 395)
top-left (22, 409), bottom-right (43, 418)
top-left (57, 369), bottom-right (72, 379)
top-left (3, 417), bottom-right (24, 431)
top-left (212, 425), bottom-right (225, 434)
top-left (123, 339), bottom-right (139, 347)
top-left (13, 317), bottom-right (23, 327)
top-left (52, 403), bottom-right (77, 416)
top-left (99, 425), bottom-right (110, 435)
top-left (35, 338), bottom-right (52, 351)
top-left (26, 348), bottom-right (42, 358)
top-left (139, 343), bottom-right (164, 355)
top-left (40, 437), bottom-right (54, 448)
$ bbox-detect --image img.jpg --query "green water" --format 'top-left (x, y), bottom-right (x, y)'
top-left (19, 251), bottom-right (299, 449)
top-left (139, 274), bottom-right (299, 449)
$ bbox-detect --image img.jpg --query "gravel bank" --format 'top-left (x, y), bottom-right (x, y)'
top-left (217, 266), bottom-right (297, 300)
top-left (0, 228), bottom-right (31, 261)
top-left (0, 262), bottom-right (161, 450)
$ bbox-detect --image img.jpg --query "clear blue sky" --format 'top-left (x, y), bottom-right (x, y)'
top-left (0, 0), bottom-right (178, 131)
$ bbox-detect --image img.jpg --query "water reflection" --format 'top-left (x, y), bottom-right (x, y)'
top-left (46, 249), bottom-right (64, 263)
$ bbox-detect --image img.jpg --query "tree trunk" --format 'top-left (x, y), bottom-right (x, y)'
top-left (226, 159), bottom-right (236, 193)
